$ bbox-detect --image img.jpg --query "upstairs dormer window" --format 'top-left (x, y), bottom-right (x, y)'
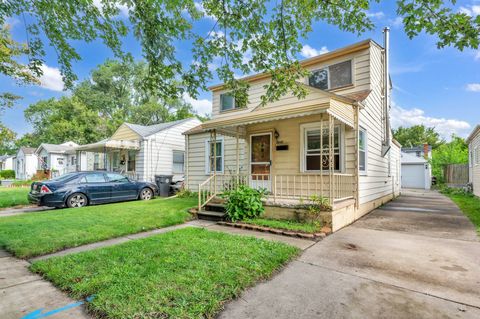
top-left (309, 60), bottom-right (352, 90)
top-left (220, 93), bottom-right (237, 111)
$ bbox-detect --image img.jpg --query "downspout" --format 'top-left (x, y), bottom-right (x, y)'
top-left (381, 27), bottom-right (391, 157)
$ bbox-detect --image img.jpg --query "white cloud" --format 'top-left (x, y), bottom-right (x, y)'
top-left (459, 5), bottom-right (480, 16)
top-left (39, 65), bottom-right (64, 92)
top-left (475, 51), bottom-right (480, 61)
top-left (366, 11), bottom-right (385, 19)
top-left (391, 102), bottom-right (471, 139)
top-left (183, 93), bottom-right (211, 116)
top-left (466, 83), bottom-right (480, 92)
top-left (93, 0), bottom-right (129, 17)
top-left (300, 45), bottom-right (329, 58)
top-left (391, 16), bottom-right (403, 28)
top-left (194, 1), bottom-right (214, 19)
top-left (390, 64), bottom-right (423, 75)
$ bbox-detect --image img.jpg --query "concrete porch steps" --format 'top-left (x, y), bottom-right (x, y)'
top-left (198, 200), bottom-right (226, 221)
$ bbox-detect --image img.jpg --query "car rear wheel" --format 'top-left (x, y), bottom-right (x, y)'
top-left (67, 193), bottom-right (88, 208)
top-left (139, 188), bottom-right (153, 200)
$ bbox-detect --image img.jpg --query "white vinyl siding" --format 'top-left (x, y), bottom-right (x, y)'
top-left (469, 130), bottom-right (480, 196)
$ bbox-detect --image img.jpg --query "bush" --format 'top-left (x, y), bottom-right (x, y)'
top-left (0, 170), bottom-right (15, 179)
top-left (176, 188), bottom-right (197, 198)
top-left (222, 185), bottom-right (266, 222)
top-left (11, 180), bottom-right (33, 187)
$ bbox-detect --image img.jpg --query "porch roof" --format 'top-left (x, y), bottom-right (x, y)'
top-left (202, 93), bottom-right (355, 131)
top-left (75, 139), bottom-right (141, 152)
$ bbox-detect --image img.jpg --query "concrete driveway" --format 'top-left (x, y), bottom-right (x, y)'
top-left (219, 189), bottom-right (480, 319)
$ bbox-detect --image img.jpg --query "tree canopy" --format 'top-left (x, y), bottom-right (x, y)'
top-left (0, 0), bottom-right (479, 106)
top-left (16, 59), bottom-right (201, 148)
top-left (431, 135), bottom-right (469, 181)
top-left (393, 125), bottom-right (445, 149)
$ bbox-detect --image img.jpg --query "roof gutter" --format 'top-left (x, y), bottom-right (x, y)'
top-left (381, 27), bottom-right (391, 157)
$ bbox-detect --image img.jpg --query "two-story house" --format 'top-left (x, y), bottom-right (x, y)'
top-left (184, 33), bottom-right (401, 232)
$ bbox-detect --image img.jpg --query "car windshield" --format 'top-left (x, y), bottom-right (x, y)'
top-left (49, 173), bottom-right (78, 183)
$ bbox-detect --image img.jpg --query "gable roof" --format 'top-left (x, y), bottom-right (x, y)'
top-left (208, 39), bottom-right (380, 91)
top-left (0, 155), bottom-right (14, 161)
top-left (123, 118), bottom-right (195, 138)
top-left (466, 125), bottom-right (480, 143)
top-left (401, 152), bottom-right (428, 164)
top-left (19, 147), bottom-right (36, 155)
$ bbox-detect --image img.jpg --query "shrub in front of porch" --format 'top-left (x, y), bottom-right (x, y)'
top-left (223, 185), bottom-right (266, 222)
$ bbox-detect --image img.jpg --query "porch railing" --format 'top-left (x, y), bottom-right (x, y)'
top-left (198, 173), bottom-right (355, 211)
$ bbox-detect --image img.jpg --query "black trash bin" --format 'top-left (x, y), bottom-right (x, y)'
top-left (155, 175), bottom-right (173, 197)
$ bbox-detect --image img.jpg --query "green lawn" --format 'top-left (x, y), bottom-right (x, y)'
top-left (0, 187), bottom-right (30, 208)
top-left (31, 227), bottom-right (298, 319)
top-left (243, 218), bottom-right (321, 233)
top-left (444, 192), bottom-right (480, 235)
top-left (0, 197), bottom-right (196, 258)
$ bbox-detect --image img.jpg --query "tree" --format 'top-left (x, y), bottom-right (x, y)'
top-left (0, 24), bottom-right (39, 112)
top-left (24, 97), bottom-right (107, 145)
top-left (430, 135), bottom-right (468, 181)
top-left (393, 125), bottom-right (444, 149)
top-left (0, 1), bottom-right (478, 106)
top-left (22, 59), bottom-right (200, 145)
top-left (0, 124), bottom-right (16, 154)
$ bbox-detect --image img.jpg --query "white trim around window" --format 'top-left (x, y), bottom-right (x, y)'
top-left (205, 137), bottom-right (225, 174)
top-left (299, 122), bottom-right (344, 173)
top-left (359, 127), bottom-right (368, 175)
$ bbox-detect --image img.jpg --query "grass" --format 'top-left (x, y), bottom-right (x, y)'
top-left (243, 217), bottom-right (321, 233)
top-left (0, 197), bottom-right (196, 258)
top-left (31, 227), bottom-right (299, 319)
top-left (0, 187), bottom-right (30, 208)
top-left (443, 191), bottom-right (480, 235)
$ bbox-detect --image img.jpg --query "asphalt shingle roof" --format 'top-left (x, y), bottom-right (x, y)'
top-left (124, 118), bottom-right (194, 137)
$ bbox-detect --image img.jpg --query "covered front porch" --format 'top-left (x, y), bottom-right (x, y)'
top-left (75, 139), bottom-right (141, 180)
top-left (196, 91), bottom-right (361, 213)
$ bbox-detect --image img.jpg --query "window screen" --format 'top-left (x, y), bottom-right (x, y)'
top-left (359, 129), bottom-right (367, 172)
top-left (173, 151), bottom-right (185, 173)
top-left (329, 60), bottom-right (352, 89)
top-left (220, 93), bottom-right (235, 111)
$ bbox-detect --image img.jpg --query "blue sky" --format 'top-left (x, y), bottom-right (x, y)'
top-left (1, 1), bottom-right (479, 140)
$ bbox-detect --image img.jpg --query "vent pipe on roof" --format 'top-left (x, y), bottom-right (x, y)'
top-left (381, 27), bottom-right (391, 157)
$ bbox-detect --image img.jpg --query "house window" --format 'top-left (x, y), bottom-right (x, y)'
top-left (57, 157), bottom-right (64, 165)
top-left (475, 146), bottom-right (480, 165)
top-left (41, 156), bottom-right (48, 169)
top-left (112, 152), bottom-right (120, 170)
top-left (303, 125), bottom-right (341, 171)
top-left (359, 128), bottom-right (367, 174)
top-left (205, 139), bottom-right (224, 173)
top-left (309, 60), bottom-right (352, 90)
top-left (127, 151), bottom-right (136, 172)
top-left (220, 93), bottom-right (238, 111)
top-left (71, 156), bottom-right (76, 166)
top-left (93, 153), bottom-right (100, 170)
top-left (173, 151), bottom-right (185, 173)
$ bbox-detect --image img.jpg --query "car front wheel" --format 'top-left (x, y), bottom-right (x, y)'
top-left (139, 188), bottom-right (153, 200)
top-left (67, 193), bottom-right (88, 208)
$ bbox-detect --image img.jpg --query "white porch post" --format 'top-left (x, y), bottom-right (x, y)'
top-left (320, 113), bottom-right (324, 197)
top-left (213, 129), bottom-right (217, 195)
top-left (354, 104), bottom-right (360, 208)
top-left (329, 115), bottom-right (334, 205)
top-left (236, 126), bottom-right (240, 186)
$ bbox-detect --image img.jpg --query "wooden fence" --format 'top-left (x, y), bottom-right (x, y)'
top-left (443, 164), bottom-right (469, 186)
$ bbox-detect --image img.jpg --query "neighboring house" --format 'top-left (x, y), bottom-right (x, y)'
top-left (35, 141), bottom-right (83, 177)
top-left (76, 118), bottom-right (201, 182)
top-left (467, 125), bottom-right (480, 197)
top-left (401, 144), bottom-right (432, 189)
top-left (184, 35), bottom-right (402, 232)
top-left (0, 155), bottom-right (14, 171)
top-left (14, 147), bottom-right (38, 180)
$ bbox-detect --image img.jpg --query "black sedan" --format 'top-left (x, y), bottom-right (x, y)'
top-left (28, 171), bottom-right (159, 208)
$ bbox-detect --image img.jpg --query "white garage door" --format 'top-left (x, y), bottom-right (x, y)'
top-left (402, 164), bottom-right (425, 189)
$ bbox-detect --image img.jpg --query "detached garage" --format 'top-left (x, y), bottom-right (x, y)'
top-left (401, 152), bottom-right (431, 190)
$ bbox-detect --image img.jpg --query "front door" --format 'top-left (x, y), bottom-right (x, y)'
top-left (250, 133), bottom-right (272, 191)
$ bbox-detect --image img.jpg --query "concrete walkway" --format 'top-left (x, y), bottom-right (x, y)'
top-left (1, 218), bottom-right (315, 318)
top-left (219, 189), bottom-right (480, 319)
top-left (0, 206), bottom-right (54, 217)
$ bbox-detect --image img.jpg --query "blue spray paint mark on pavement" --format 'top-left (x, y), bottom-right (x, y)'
top-left (21, 295), bottom-right (95, 319)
